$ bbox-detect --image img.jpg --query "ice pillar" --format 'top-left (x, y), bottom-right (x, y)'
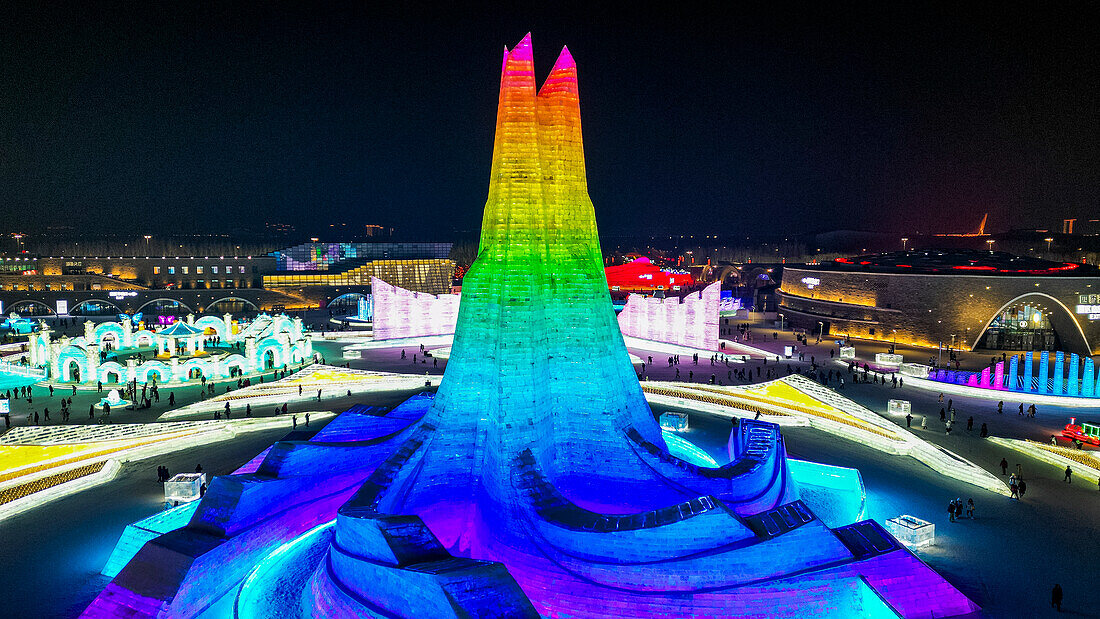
top-left (1083, 358), bottom-right (1095, 397)
top-left (1023, 353), bottom-right (1033, 392)
top-left (1007, 355), bottom-right (1019, 391)
top-left (1038, 352), bottom-right (1050, 393)
top-left (993, 362), bottom-right (1005, 390)
top-left (1053, 351), bottom-right (1065, 395)
top-left (1067, 353), bottom-right (1080, 396)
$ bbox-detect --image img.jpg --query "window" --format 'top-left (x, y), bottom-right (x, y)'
top-left (196, 266), bottom-right (203, 274)
top-left (238, 266), bottom-right (245, 273)
top-left (212, 266), bottom-right (218, 274)
top-left (154, 266), bottom-right (161, 275)
top-left (168, 266), bottom-right (176, 275)
top-left (182, 267), bottom-right (189, 275)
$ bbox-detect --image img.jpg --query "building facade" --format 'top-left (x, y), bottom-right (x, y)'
top-left (779, 251), bottom-right (1100, 356)
top-left (270, 241), bottom-right (452, 271)
top-left (36, 255), bottom-right (276, 289)
top-left (263, 258), bottom-right (454, 299)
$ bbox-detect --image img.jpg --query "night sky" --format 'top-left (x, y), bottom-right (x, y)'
top-left (2, 3), bottom-right (1096, 239)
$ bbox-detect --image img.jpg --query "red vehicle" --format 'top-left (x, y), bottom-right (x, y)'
top-left (1062, 417), bottom-right (1100, 446)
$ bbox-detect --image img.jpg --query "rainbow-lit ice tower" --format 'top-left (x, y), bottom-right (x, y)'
top-left (421, 34), bottom-right (665, 510)
top-left (83, 35), bottom-right (980, 619)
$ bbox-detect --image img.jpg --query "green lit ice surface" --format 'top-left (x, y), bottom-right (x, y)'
top-left (422, 36), bottom-right (667, 509)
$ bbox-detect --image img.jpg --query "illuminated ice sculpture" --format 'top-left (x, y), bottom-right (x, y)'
top-left (34, 313), bottom-right (312, 386)
top-left (163, 473), bottom-right (207, 504)
top-left (370, 276), bottom-right (460, 340)
top-left (84, 35), bottom-right (978, 619)
top-left (929, 349), bottom-right (1100, 399)
top-left (617, 281), bottom-right (720, 349)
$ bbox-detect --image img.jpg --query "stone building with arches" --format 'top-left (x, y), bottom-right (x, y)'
top-left (778, 250), bottom-right (1100, 356)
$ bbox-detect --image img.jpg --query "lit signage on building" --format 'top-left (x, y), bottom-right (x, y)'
top-left (56, 300), bottom-right (69, 315)
top-left (108, 291), bottom-right (138, 300)
top-left (801, 277), bottom-right (821, 289)
top-left (1076, 304), bottom-right (1100, 320)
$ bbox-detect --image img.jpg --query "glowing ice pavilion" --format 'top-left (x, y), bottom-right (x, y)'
top-left (84, 35), bottom-right (979, 618)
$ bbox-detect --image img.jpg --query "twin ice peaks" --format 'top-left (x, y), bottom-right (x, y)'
top-left (500, 33), bottom-right (577, 96)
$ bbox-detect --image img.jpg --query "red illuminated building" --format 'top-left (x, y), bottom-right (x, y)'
top-left (604, 257), bottom-right (694, 292)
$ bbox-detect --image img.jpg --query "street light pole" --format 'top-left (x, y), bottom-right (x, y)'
top-left (901, 237), bottom-right (909, 251)
top-left (817, 321), bottom-right (824, 343)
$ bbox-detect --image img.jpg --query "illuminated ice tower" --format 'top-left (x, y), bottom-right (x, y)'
top-left (337, 35), bottom-right (978, 617)
top-left (85, 35), bottom-right (980, 619)
top-left (420, 34), bottom-right (665, 514)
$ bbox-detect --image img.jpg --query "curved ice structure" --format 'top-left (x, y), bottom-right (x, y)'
top-left (84, 35), bottom-right (979, 619)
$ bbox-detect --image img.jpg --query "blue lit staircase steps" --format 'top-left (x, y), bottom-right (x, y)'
top-left (324, 534), bottom-right (538, 618)
top-left (101, 502), bottom-right (201, 578)
top-left (103, 427), bottom-right (412, 614)
top-left (343, 422), bottom-right (436, 511)
top-left (624, 419), bottom-right (794, 514)
top-left (513, 448), bottom-right (724, 533)
top-left (311, 399), bottom-right (430, 444)
top-left (383, 393), bottom-right (436, 421)
top-left (832, 520), bottom-right (900, 560)
top-left (626, 426), bottom-right (754, 478)
top-left (341, 404), bottom-right (387, 416)
top-left (742, 500), bottom-right (816, 540)
top-left (327, 424), bottom-right (538, 618)
top-left (281, 429), bottom-right (320, 442)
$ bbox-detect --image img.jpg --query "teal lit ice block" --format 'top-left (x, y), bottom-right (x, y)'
top-left (101, 502), bottom-right (200, 578)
